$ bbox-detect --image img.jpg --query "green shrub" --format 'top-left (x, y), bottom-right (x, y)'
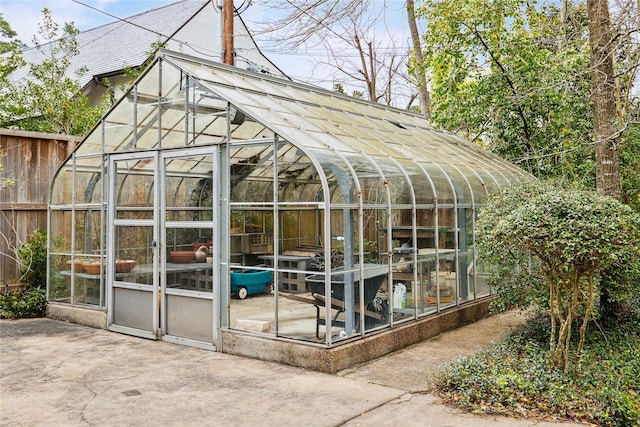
top-left (477, 181), bottom-right (640, 371)
top-left (0, 287), bottom-right (47, 318)
top-left (17, 229), bottom-right (48, 288)
top-left (435, 310), bottom-right (640, 426)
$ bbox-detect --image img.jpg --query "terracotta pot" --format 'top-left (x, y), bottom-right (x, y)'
top-left (83, 261), bottom-right (103, 275)
top-left (115, 259), bottom-right (137, 273)
top-left (170, 251), bottom-right (195, 264)
top-left (66, 260), bottom-right (85, 274)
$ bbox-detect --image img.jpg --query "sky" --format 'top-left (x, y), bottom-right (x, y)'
top-left (0, 0), bottom-right (414, 101)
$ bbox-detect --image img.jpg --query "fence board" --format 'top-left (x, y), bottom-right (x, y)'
top-left (0, 129), bottom-right (78, 283)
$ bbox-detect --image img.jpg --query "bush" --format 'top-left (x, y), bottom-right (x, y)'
top-left (0, 287), bottom-right (47, 318)
top-left (477, 181), bottom-right (640, 371)
top-left (6, 230), bottom-right (52, 318)
top-left (17, 229), bottom-right (48, 288)
top-left (435, 310), bottom-right (640, 426)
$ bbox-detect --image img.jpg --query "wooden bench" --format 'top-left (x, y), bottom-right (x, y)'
top-left (282, 292), bottom-right (383, 338)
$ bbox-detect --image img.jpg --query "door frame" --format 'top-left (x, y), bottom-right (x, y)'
top-left (106, 151), bottom-right (160, 339)
top-left (159, 146), bottom-right (219, 350)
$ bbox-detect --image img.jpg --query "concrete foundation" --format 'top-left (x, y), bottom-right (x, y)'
top-left (47, 303), bottom-right (107, 329)
top-left (222, 298), bottom-right (493, 373)
top-left (46, 298), bottom-right (492, 373)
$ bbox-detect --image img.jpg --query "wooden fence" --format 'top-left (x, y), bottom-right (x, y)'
top-left (0, 129), bottom-right (78, 284)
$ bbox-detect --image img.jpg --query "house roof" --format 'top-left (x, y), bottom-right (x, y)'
top-left (10, 0), bottom-right (286, 89)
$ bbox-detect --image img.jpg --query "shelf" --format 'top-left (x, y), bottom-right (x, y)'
top-left (391, 272), bottom-right (415, 281)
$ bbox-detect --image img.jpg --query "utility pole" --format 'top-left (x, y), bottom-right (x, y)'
top-left (223, 0), bottom-right (234, 65)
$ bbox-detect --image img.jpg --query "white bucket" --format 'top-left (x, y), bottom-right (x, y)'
top-left (393, 283), bottom-right (407, 309)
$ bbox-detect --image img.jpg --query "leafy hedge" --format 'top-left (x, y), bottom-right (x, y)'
top-left (0, 287), bottom-right (47, 318)
top-left (1, 229), bottom-right (50, 318)
top-left (476, 181), bottom-right (640, 371)
top-left (435, 308), bottom-right (640, 426)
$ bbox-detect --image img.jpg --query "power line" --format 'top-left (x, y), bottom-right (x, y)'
top-left (71, 0), bottom-right (170, 39)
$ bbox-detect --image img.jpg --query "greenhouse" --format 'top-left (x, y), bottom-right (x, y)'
top-left (48, 50), bottom-right (530, 370)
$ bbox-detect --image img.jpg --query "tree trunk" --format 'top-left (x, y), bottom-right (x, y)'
top-left (587, 0), bottom-right (622, 201)
top-left (587, 0), bottom-right (628, 321)
top-left (406, 0), bottom-right (431, 120)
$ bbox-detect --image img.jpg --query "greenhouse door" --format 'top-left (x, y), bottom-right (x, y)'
top-left (160, 148), bottom-right (218, 350)
top-left (107, 152), bottom-right (161, 340)
top-left (107, 149), bottom-right (220, 350)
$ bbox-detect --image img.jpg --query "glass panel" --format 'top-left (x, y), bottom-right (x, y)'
top-left (412, 257), bottom-right (436, 314)
top-left (472, 168), bottom-right (501, 202)
top-left (75, 156), bottom-right (104, 205)
top-left (135, 62), bottom-right (160, 106)
top-left (437, 206), bottom-right (457, 309)
top-left (113, 225), bottom-right (153, 285)
top-left (230, 143), bottom-right (275, 204)
top-left (157, 107), bottom-right (187, 150)
top-left (475, 240), bottom-right (492, 299)
top-left (133, 103), bottom-right (161, 151)
top-left (309, 149), bottom-right (355, 205)
top-left (342, 153), bottom-right (384, 207)
top-left (115, 159), bottom-right (155, 220)
top-left (165, 225), bottom-right (214, 292)
top-left (73, 275), bottom-right (102, 305)
top-left (414, 207), bottom-right (437, 315)
top-left (229, 207), bottom-right (274, 265)
top-left (277, 143), bottom-right (321, 204)
top-left (458, 208), bottom-right (474, 303)
top-left (279, 207), bottom-right (321, 252)
top-left (75, 126), bottom-right (103, 157)
top-left (362, 208), bottom-right (381, 263)
top-left (103, 98), bottom-right (135, 152)
top-left (402, 161), bottom-right (434, 205)
top-left (329, 208), bottom-right (349, 269)
top-left (440, 165), bottom-right (472, 207)
top-left (165, 155), bottom-right (214, 222)
top-left (390, 208), bottom-right (414, 322)
top-left (229, 118), bottom-right (270, 142)
top-left (191, 114), bottom-right (227, 145)
top-left (75, 209), bottom-right (102, 255)
top-left (271, 204), bottom-right (329, 341)
top-left (49, 210), bottom-right (72, 253)
top-left (50, 163), bottom-right (72, 205)
top-left (229, 265), bottom-right (275, 337)
top-left (306, 263), bottom-right (388, 340)
top-left (49, 254), bottom-right (70, 303)
top-left (166, 225), bottom-right (214, 258)
top-left (421, 163), bottom-right (455, 205)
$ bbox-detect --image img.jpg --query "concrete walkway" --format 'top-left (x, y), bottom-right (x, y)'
top-left (0, 313), bottom-right (583, 426)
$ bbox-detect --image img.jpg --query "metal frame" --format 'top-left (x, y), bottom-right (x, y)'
top-left (47, 49), bottom-right (533, 351)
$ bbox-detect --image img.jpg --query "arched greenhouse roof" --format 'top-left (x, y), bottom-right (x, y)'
top-left (57, 49), bottom-right (531, 208)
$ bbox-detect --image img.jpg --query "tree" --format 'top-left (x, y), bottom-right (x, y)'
top-left (586, 0), bottom-right (639, 319)
top-left (477, 181), bottom-right (640, 372)
top-left (250, 0), bottom-right (416, 109)
top-left (421, 0), bottom-right (595, 179)
top-left (0, 12), bottom-right (23, 53)
top-left (406, 0), bottom-right (431, 120)
top-left (587, 0), bottom-right (623, 200)
top-left (418, 0), bottom-right (639, 206)
top-left (0, 13), bottom-right (25, 89)
top-left (0, 8), bottom-right (107, 135)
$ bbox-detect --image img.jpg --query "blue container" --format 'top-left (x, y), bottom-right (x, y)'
top-left (230, 270), bottom-right (272, 299)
